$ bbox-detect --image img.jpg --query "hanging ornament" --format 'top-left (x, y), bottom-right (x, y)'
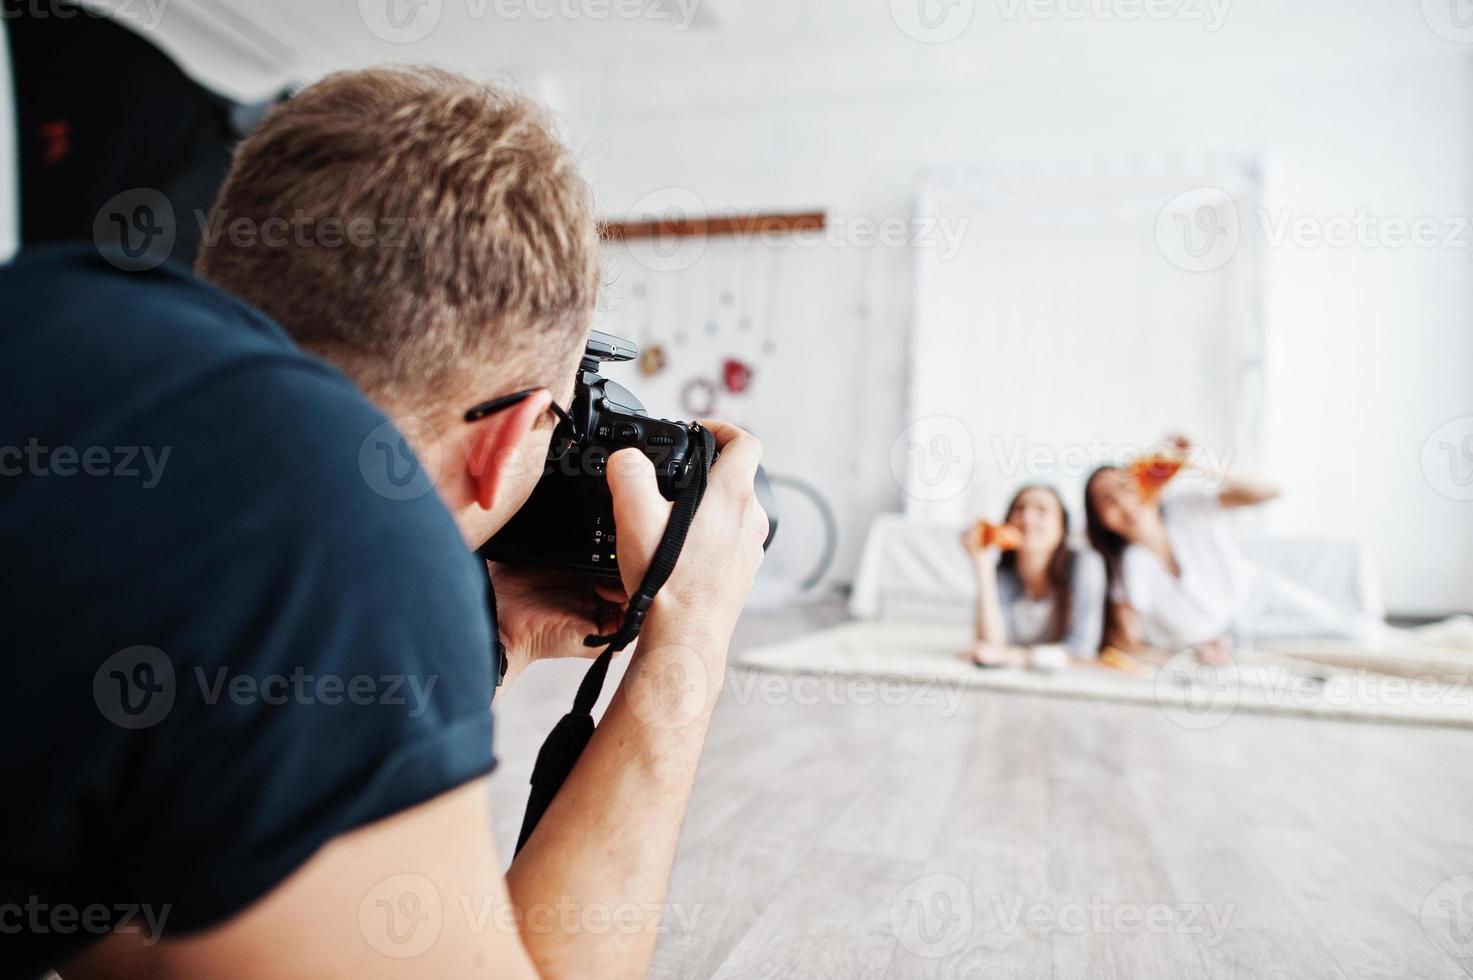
top-left (680, 377), bottom-right (719, 416)
top-left (722, 357), bottom-right (754, 395)
top-left (638, 343), bottom-right (668, 377)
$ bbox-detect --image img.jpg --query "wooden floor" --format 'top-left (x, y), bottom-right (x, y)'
top-left (489, 605), bottom-right (1473, 979)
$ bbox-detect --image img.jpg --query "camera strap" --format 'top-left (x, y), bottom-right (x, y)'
top-left (514, 425), bottom-right (717, 854)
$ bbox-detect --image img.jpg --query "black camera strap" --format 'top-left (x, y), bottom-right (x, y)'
top-left (513, 425), bottom-right (716, 854)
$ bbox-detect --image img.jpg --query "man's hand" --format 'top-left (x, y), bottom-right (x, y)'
top-left (604, 421), bottom-right (769, 642)
top-left (487, 563), bottom-right (625, 688)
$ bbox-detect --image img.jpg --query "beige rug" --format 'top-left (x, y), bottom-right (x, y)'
top-left (734, 619), bottom-right (1473, 729)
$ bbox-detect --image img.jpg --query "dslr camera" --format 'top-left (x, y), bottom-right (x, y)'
top-left (479, 331), bottom-right (776, 578)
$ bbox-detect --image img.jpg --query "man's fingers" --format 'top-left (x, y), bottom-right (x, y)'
top-left (593, 582), bottom-right (628, 604)
top-left (606, 448), bottom-right (671, 595)
top-left (697, 420), bottom-right (762, 491)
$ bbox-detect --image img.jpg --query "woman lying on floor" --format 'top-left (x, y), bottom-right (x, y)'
top-left (1084, 443), bottom-right (1381, 664)
top-left (962, 484), bottom-right (1106, 670)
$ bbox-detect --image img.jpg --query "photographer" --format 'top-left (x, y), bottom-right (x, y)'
top-left (1, 67), bottom-right (767, 978)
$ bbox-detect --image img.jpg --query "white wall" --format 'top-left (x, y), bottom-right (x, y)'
top-left (548, 42), bottom-right (1473, 614)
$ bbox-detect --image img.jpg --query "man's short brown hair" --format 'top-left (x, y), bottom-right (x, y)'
top-left (197, 67), bottom-right (599, 411)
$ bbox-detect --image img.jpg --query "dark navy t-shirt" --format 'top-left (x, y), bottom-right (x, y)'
top-left (0, 247), bottom-right (497, 975)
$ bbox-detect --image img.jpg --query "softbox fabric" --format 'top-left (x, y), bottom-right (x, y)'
top-left (8, 4), bottom-right (268, 266)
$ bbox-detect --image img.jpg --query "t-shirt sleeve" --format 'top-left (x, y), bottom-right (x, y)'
top-left (1064, 549), bottom-right (1106, 658)
top-left (109, 363), bottom-right (497, 935)
top-left (1120, 544), bottom-right (1154, 610)
top-left (1163, 487), bottom-right (1223, 522)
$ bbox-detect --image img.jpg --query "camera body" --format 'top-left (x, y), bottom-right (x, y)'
top-left (479, 331), bottom-right (775, 579)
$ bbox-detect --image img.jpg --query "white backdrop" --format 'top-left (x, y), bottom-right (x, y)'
top-left (900, 161), bottom-right (1265, 528)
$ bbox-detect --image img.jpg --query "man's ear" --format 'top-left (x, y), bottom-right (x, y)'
top-left (464, 390), bottom-right (551, 513)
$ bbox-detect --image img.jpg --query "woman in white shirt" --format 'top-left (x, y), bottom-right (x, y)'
top-left (962, 484), bottom-right (1106, 668)
top-left (1086, 462), bottom-right (1384, 660)
top-left (1083, 461), bottom-right (1280, 660)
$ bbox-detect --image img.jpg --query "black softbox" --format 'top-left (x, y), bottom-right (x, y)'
top-left (7, 3), bottom-right (277, 266)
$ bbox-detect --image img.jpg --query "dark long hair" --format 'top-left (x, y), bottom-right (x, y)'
top-left (1084, 466), bottom-right (1127, 647)
top-left (996, 484), bottom-right (1075, 642)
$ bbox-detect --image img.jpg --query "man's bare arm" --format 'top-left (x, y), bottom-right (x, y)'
top-left (503, 423), bottom-right (768, 977)
top-left (61, 782), bottom-right (541, 980)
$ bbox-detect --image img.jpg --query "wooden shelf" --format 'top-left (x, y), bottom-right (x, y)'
top-left (601, 210), bottom-right (826, 241)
